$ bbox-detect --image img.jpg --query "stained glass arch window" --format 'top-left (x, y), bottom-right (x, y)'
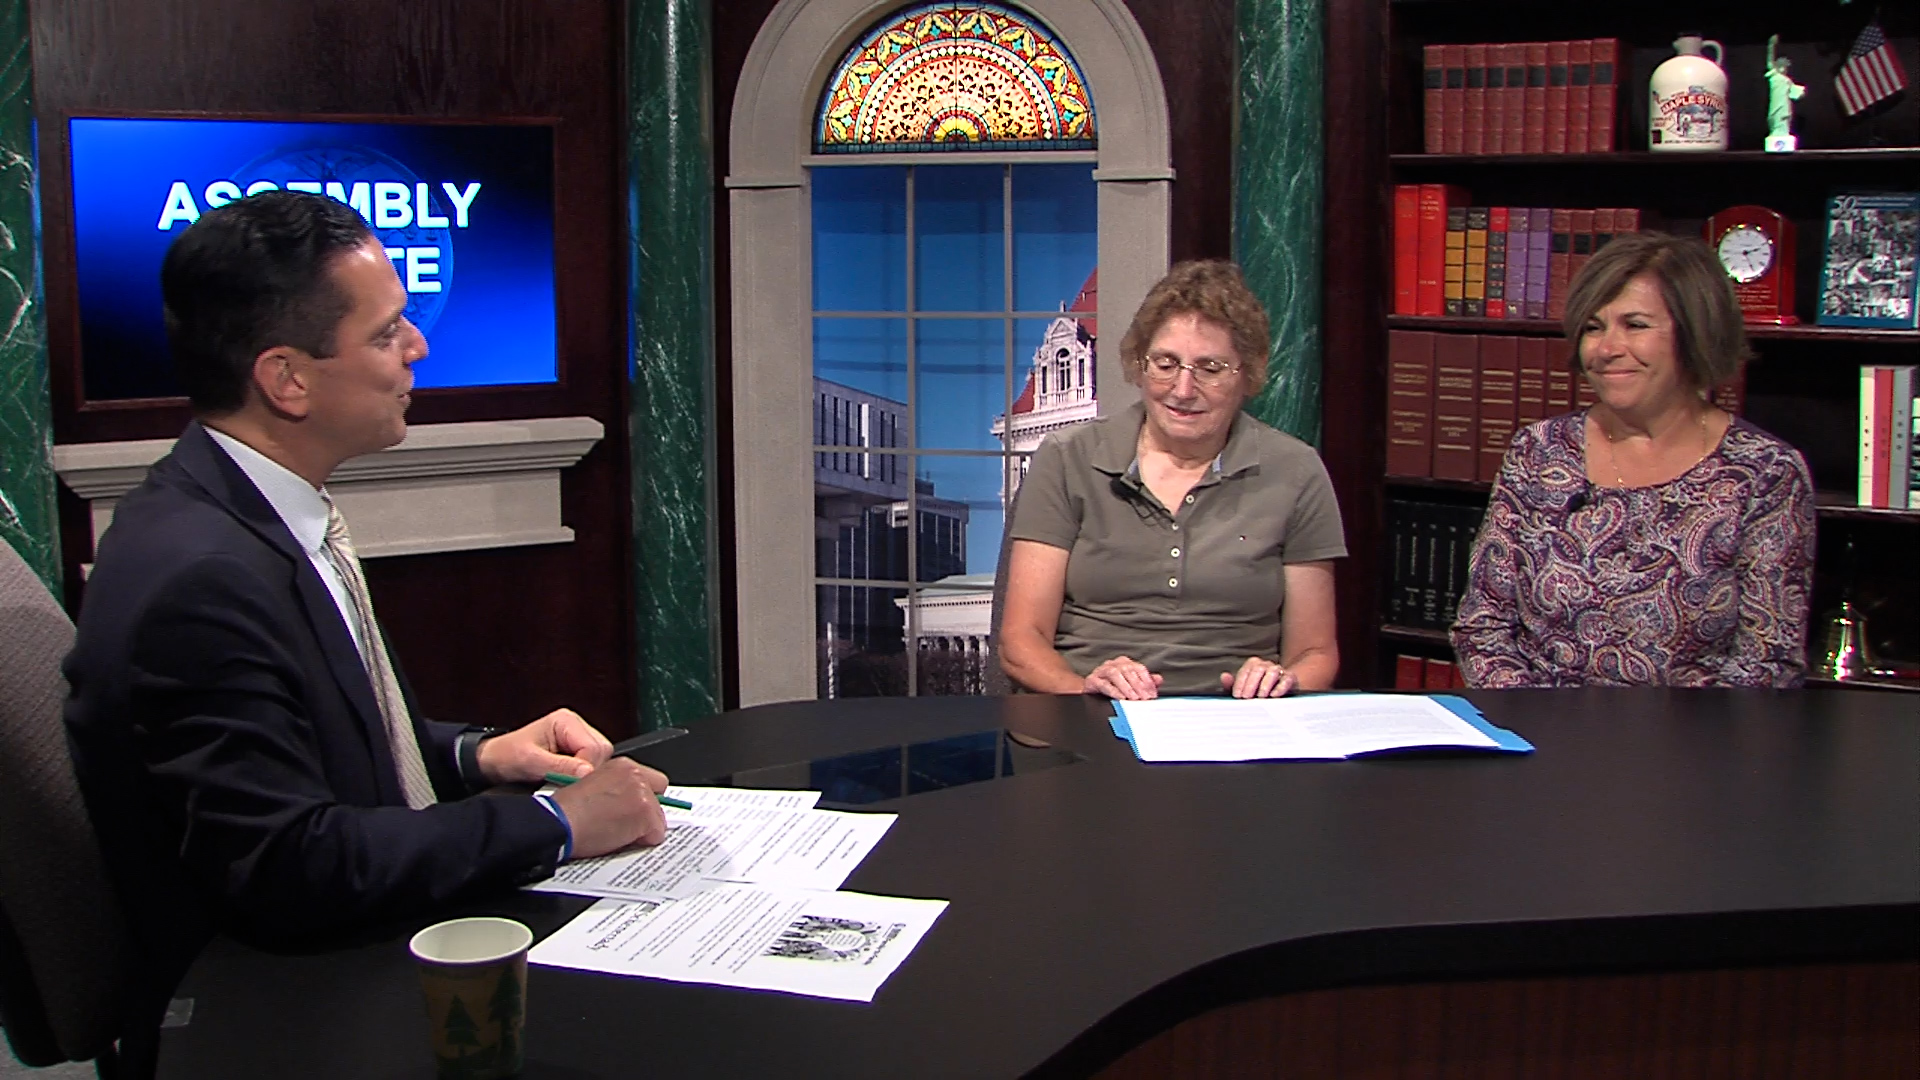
top-left (815, 2), bottom-right (1096, 154)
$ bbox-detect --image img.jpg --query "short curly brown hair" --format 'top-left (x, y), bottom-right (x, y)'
top-left (1119, 260), bottom-right (1271, 393)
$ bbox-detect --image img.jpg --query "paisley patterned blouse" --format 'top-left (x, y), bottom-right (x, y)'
top-left (1451, 411), bottom-right (1816, 688)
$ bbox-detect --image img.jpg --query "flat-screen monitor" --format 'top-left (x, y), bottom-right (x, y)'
top-left (68, 117), bottom-right (558, 401)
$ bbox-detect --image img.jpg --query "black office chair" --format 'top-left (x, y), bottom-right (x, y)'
top-left (0, 539), bottom-right (147, 1078)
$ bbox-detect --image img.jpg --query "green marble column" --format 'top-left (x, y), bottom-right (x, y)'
top-left (0, 2), bottom-right (58, 592)
top-left (627, 0), bottom-right (720, 727)
top-left (1235, 0), bottom-right (1324, 447)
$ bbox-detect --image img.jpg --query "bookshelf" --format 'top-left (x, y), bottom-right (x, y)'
top-left (1318, 0), bottom-right (1920, 690)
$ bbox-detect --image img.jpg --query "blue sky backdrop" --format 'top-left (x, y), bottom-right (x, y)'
top-left (813, 162), bottom-right (1096, 574)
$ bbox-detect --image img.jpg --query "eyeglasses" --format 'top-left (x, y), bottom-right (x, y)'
top-left (1141, 352), bottom-right (1241, 388)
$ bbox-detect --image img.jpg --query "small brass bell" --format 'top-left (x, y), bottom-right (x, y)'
top-left (1815, 601), bottom-right (1873, 680)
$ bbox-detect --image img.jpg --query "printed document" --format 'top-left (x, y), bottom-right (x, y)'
top-left (528, 803), bottom-right (896, 900)
top-left (1113, 694), bottom-right (1530, 762)
top-left (529, 884), bottom-right (948, 1002)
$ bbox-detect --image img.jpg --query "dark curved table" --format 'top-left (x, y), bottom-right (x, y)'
top-left (158, 689), bottom-right (1919, 1078)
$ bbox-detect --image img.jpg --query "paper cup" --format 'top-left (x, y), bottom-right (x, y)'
top-left (408, 917), bottom-right (533, 1080)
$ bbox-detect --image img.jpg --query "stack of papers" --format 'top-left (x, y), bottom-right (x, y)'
top-left (527, 786), bottom-right (893, 900)
top-left (1110, 694), bottom-right (1532, 762)
top-left (527, 786), bottom-right (946, 1003)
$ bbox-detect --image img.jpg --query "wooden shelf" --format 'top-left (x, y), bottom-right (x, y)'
top-left (1386, 476), bottom-right (1492, 495)
top-left (1390, 150), bottom-right (1920, 167)
top-left (1806, 674), bottom-right (1920, 693)
top-left (1385, 316), bottom-right (1920, 345)
top-left (1380, 624), bottom-right (1452, 647)
top-left (1814, 493), bottom-right (1920, 524)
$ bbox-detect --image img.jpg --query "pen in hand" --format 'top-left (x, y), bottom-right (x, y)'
top-left (544, 771), bottom-right (694, 810)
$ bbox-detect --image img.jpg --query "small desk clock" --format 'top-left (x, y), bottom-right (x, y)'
top-left (1707, 206), bottom-right (1797, 325)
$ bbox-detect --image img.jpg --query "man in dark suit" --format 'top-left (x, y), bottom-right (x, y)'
top-left (63, 192), bottom-right (667, 1012)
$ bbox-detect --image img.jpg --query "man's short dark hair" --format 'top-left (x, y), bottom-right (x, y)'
top-left (161, 190), bottom-right (375, 414)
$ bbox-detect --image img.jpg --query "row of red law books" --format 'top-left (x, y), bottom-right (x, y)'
top-left (1388, 330), bottom-right (1744, 484)
top-left (1422, 39), bottom-right (1621, 156)
top-left (1393, 655), bottom-right (1468, 690)
top-left (1392, 185), bottom-right (1652, 319)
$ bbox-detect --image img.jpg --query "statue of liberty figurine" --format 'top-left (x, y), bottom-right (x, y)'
top-left (1765, 35), bottom-right (1805, 152)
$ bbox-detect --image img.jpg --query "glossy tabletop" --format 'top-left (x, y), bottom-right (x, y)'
top-left (158, 689), bottom-right (1920, 1079)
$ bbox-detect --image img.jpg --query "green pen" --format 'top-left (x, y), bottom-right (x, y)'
top-left (544, 771), bottom-right (694, 810)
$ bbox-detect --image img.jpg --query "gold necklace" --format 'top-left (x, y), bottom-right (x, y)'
top-left (1601, 409), bottom-right (1712, 487)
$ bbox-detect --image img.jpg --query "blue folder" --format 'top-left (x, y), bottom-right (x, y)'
top-left (1109, 694), bottom-right (1534, 760)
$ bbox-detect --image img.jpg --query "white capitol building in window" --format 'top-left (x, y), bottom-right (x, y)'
top-left (910, 271), bottom-right (1100, 662)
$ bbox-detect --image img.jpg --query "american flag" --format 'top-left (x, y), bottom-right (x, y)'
top-left (1835, 21), bottom-right (1909, 116)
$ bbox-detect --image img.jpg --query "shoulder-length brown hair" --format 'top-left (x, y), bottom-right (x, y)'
top-left (1119, 260), bottom-right (1272, 393)
top-left (1561, 231), bottom-right (1752, 390)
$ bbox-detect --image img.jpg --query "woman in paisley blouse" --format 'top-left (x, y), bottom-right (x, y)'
top-left (1451, 232), bottom-right (1815, 687)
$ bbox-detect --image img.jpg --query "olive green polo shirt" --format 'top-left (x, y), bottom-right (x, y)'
top-left (1009, 403), bottom-right (1347, 695)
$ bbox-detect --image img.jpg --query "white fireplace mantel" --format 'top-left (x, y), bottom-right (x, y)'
top-left (53, 417), bottom-right (604, 561)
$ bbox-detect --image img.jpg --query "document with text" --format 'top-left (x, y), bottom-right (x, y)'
top-left (1112, 693), bottom-right (1532, 762)
top-left (529, 884), bottom-right (949, 1002)
top-left (528, 803), bottom-right (896, 900)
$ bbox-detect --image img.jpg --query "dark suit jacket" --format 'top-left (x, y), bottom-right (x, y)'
top-left (63, 422), bottom-right (565, 994)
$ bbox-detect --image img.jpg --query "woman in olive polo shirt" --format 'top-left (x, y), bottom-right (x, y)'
top-left (999, 260), bottom-right (1346, 700)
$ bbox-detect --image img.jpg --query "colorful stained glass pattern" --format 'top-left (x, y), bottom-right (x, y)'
top-left (816, 3), bottom-right (1095, 153)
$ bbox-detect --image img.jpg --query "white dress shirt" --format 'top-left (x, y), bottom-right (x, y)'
top-left (204, 427), bottom-right (363, 655)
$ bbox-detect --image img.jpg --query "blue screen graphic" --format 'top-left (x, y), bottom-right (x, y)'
top-left (69, 118), bottom-right (558, 400)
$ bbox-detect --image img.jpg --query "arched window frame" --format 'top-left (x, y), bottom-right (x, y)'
top-left (729, 0), bottom-right (1171, 706)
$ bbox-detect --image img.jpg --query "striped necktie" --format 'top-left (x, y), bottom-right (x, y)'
top-left (321, 497), bottom-right (438, 809)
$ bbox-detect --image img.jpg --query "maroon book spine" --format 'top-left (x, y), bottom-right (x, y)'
top-left (1523, 42), bottom-right (1548, 154)
top-left (1442, 44), bottom-right (1467, 154)
top-left (1567, 208), bottom-right (1596, 292)
top-left (1423, 658), bottom-right (1457, 689)
top-left (1515, 335), bottom-right (1549, 427)
top-left (1547, 208), bottom-right (1572, 321)
top-left (1423, 44), bottom-right (1446, 153)
top-left (1546, 340), bottom-right (1574, 416)
top-left (1503, 44), bottom-right (1528, 154)
top-left (1545, 40), bottom-right (1570, 153)
top-left (1484, 48), bottom-right (1507, 154)
top-left (1463, 43), bottom-right (1488, 155)
top-left (1588, 38), bottom-right (1618, 152)
top-left (1476, 335), bottom-right (1520, 483)
top-left (1432, 333), bottom-right (1481, 481)
top-left (1395, 654), bottom-right (1426, 689)
top-left (1387, 330), bottom-right (1437, 477)
top-left (1568, 39), bottom-right (1592, 154)
top-left (1592, 207), bottom-right (1617, 255)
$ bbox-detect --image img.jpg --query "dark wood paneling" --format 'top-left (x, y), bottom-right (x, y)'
top-left (1100, 962), bottom-right (1920, 1079)
top-left (1323, 0), bottom-right (1391, 687)
top-left (1125, 0), bottom-right (1235, 263)
top-left (34, 0), bottom-right (637, 736)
